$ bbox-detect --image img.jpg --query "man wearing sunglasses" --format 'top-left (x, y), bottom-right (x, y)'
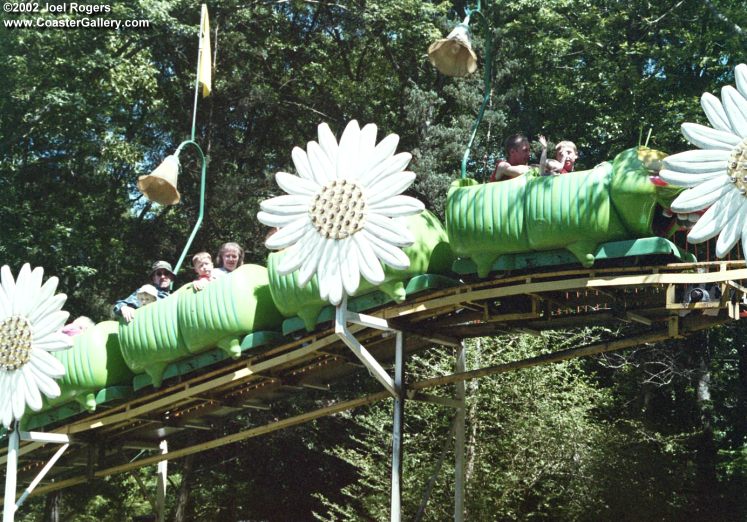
top-left (113, 260), bottom-right (175, 323)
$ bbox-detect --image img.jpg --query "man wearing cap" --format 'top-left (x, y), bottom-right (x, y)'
top-left (113, 261), bottom-right (175, 323)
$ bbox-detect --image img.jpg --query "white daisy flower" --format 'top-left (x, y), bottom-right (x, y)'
top-left (660, 63), bottom-right (747, 257)
top-left (0, 263), bottom-right (72, 428)
top-left (258, 120), bottom-right (425, 305)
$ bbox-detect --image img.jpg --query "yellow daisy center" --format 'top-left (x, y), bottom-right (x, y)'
top-left (310, 179), bottom-right (367, 239)
top-left (0, 316), bottom-right (33, 371)
top-left (728, 138), bottom-right (747, 193)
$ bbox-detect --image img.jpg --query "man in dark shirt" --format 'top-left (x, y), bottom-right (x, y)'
top-left (113, 260), bottom-right (175, 323)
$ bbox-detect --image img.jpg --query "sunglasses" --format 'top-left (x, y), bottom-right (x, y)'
top-left (154, 270), bottom-right (172, 277)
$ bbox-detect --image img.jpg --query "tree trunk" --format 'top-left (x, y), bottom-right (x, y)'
top-left (692, 336), bottom-right (718, 517)
top-left (173, 454), bottom-right (194, 522)
top-left (43, 491), bottom-right (61, 522)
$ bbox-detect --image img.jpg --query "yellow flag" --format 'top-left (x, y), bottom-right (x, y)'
top-left (198, 4), bottom-right (211, 97)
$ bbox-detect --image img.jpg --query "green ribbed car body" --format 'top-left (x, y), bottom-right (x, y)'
top-left (119, 264), bottom-right (282, 386)
top-left (268, 210), bottom-right (454, 331)
top-left (48, 321), bottom-right (133, 411)
top-left (446, 147), bottom-right (683, 277)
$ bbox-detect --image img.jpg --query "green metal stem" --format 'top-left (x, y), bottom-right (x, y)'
top-left (174, 9), bottom-right (208, 284)
top-left (172, 140), bottom-right (207, 279)
top-left (460, 5), bottom-right (493, 180)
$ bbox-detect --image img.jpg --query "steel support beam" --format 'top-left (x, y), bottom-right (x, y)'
top-left (454, 342), bottom-right (466, 522)
top-left (391, 332), bottom-right (405, 522)
top-left (335, 297), bottom-right (396, 396)
top-left (156, 440), bottom-right (168, 522)
top-left (3, 427), bottom-right (19, 522)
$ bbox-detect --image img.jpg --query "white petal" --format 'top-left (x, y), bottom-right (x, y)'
top-left (25, 266), bottom-right (44, 312)
top-left (35, 276), bottom-right (60, 312)
top-left (366, 171), bottom-right (417, 205)
top-left (0, 374), bottom-right (12, 428)
top-left (277, 227), bottom-right (318, 274)
top-left (326, 258), bottom-right (343, 305)
top-left (28, 293), bottom-right (67, 326)
top-left (32, 310), bottom-right (69, 341)
top-left (663, 149), bottom-right (729, 173)
top-left (671, 176), bottom-right (734, 212)
top-left (1, 265), bottom-right (17, 304)
top-left (716, 198), bottom-right (747, 256)
top-left (364, 213), bottom-right (415, 246)
top-left (308, 141), bottom-right (335, 185)
top-left (2, 402), bottom-right (12, 429)
top-left (276, 171), bottom-right (320, 197)
top-left (257, 210), bottom-right (303, 228)
top-left (359, 152), bottom-right (412, 189)
top-left (277, 247), bottom-right (304, 274)
top-left (12, 264), bottom-right (32, 316)
top-left (0, 284), bottom-right (10, 319)
top-left (30, 348), bottom-right (66, 377)
top-left (682, 122), bottom-right (741, 151)
top-left (687, 191), bottom-right (740, 242)
top-left (701, 92), bottom-right (732, 132)
top-left (360, 230), bottom-right (411, 270)
top-left (32, 332), bottom-right (72, 352)
top-left (292, 146), bottom-right (316, 182)
top-left (28, 363), bottom-right (60, 398)
top-left (1, 377), bottom-right (13, 428)
top-left (297, 236), bottom-right (325, 287)
top-left (0, 372), bottom-right (9, 403)
top-left (28, 264), bottom-right (44, 284)
top-left (259, 194), bottom-right (311, 215)
top-left (721, 86), bottom-right (747, 138)
top-left (659, 169), bottom-right (724, 187)
top-left (317, 241), bottom-right (336, 302)
top-left (339, 238), bottom-right (361, 296)
top-left (317, 123), bottom-right (339, 168)
top-left (336, 120), bottom-right (360, 180)
top-left (12, 372), bottom-right (27, 420)
top-left (21, 367), bottom-right (42, 411)
top-left (356, 124), bottom-right (378, 177)
top-left (368, 195), bottom-right (425, 217)
top-left (265, 218), bottom-right (313, 250)
top-left (317, 273), bottom-right (329, 301)
top-left (358, 134), bottom-right (400, 185)
top-left (352, 234), bottom-right (385, 284)
top-left (736, 64), bottom-right (747, 100)
top-left (277, 247), bottom-right (309, 275)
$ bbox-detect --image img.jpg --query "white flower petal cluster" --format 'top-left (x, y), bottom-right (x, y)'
top-left (0, 264), bottom-right (72, 428)
top-left (258, 120), bottom-right (424, 305)
top-left (660, 63), bottom-right (747, 257)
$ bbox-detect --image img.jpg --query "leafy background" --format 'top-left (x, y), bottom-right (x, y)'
top-left (3, 0), bottom-right (747, 519)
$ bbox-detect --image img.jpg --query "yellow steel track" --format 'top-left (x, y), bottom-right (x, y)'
top-left (2, 260), bottom-right (746, 500)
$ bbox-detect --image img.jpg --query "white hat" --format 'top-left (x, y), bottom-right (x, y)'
top-left (136, 284), bottom-right (159, 306)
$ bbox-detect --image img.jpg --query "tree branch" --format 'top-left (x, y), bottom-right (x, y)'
top-left (704, 0), bottom-right (743, 35)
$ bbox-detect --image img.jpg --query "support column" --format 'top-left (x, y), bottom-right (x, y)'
top-left (156, 440), bottom-right (168, 522)
top-left (3, 425), bottom-right (19, 522)
top-left (455, 342), bottom-right (466, 522)
top-left (391, 332), bottom-right (405, 522)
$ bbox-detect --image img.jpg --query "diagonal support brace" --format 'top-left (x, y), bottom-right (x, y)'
top-left (335, 296), bottom-right (397, 396)
top-left (4, 429), bottom-right (71, 520)
top-left (14, 442), bottom-right (69, 512)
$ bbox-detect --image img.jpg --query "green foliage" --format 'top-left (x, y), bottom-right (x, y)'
top-left (5, 0), bottom-right (747, 519)
top-left (316, 330), bottom-right (617, 520)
